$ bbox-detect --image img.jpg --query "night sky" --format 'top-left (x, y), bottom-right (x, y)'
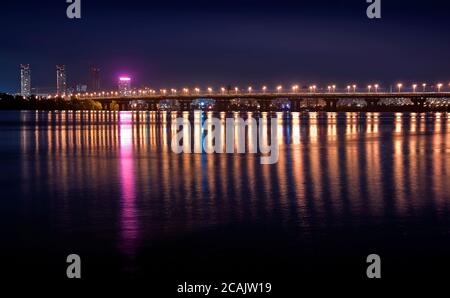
top-left (1, 0), bottom-right (449, 93)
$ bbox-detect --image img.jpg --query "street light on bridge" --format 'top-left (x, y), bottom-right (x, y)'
top-left (262, 86), bottom-right (267, 93)
top-left (221, 87), bottom-right (225, 94)
top-left (412, 84), bottom-right (417, 93)
top-left (195, 88), bottom-right (200, 94)
top-left (437, 83), bottom-right (443, 92)
top-left (347, 85), bottom-right (351, 93)
top-left (235, 87), bottom-right (239, 94)
top-left (277, 86), bottom-right (282, 93)
top-left (422, 83), bottom-right (427, 92)
top-left (397, 83), bottom-right (403, 93)
top-left (292, 85), bottom-right (299, 93)
top-left (332, 85), bottom-right (336, 93)
top-left (368, 85), bottom-right (372, 93)
top-left (207, 87), bottom-right (213, 94)
top-left (352, 85), bottom-right (357, 93)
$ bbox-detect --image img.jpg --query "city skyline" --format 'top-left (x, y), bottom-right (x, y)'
top-left (20, 64), bottom-right (31, 97)
top-left (11, 63), bottom-right (450, 97)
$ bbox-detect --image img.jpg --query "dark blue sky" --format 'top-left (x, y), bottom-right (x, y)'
top-left (1, 0), bottom-right (449, 93)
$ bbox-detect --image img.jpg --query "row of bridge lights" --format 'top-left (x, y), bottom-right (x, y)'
top-left (154, 83), bottom-right (448, 95)
top-left (72, 82), bottom-right (449, 98)
top-left (161, 83), bottom-right (447, 94)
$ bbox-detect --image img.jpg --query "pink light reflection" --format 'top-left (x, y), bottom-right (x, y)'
top-left (119, 111), bottom-right (138, 257)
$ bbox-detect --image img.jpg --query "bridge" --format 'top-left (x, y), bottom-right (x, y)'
top-left (80, 92), bottom-right (450, 111)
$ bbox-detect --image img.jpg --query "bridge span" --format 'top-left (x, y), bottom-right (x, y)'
top-left (82, 92), bottom-right (450, 111)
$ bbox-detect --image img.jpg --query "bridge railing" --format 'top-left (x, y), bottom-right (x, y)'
top-left (77, 91), bottom-right (450, 100)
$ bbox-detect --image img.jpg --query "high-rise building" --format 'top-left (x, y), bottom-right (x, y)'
top-left (118, 77), bottom-right (131, 96)
top-left (20, 64), bottom-right (31, 97)
top-left (56, 65), bottom-right (66, 96)
top-left (89, 67), bottom-right (100, 92)
top-left (76, 84), bottom-right (88, 93)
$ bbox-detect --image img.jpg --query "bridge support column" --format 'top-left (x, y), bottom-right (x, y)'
top-left (216, 100), bottom-right (228, 111)
top-left (181, 101), bottom-right (191, 111)
top-left (119, 103), bottom-right (128, 111)
top-left (291, 99), bottom-right (302, 112)
top-left (366, 99), bottom-right (380, 111)
top-left (324, 99), bottom-right (338, 111)
top-left (413, 98), bottom-right (426, 110)
top-left (260, 100), bottom-right (271, 112)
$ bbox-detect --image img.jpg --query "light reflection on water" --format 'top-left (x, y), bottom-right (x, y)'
top-left (3, 110), bottom-right (450, 272)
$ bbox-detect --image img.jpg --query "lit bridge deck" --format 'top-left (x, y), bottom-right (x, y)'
top-left (81, 92), bottom-right (450, 111)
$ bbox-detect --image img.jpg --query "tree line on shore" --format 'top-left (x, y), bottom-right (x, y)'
top-left (0, 93), bottom-right (120, 111)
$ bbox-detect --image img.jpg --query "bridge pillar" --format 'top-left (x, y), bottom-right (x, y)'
top-left (365, 99), bottom-right (380, 111)
top-left (260, 100), bottom-right (271, 111)
top-left (119, 103), bottom-right (128, 111)
top-left (324, 99), bottom-right (338, 111)
top-left (179, 101), bottom-right (191, 111)
top-left (291, 99), bottom-right (302, 112)
top-left (216, 100), bottom-right (228, 111)
top-left (413, 98), bottom-right (426, 110)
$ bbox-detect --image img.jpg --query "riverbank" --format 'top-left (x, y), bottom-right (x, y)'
top-left (1, 93), bottom-right (449, 112)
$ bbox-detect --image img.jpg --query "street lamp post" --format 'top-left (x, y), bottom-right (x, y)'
top-left (397, 83), bottom-right (402, 93)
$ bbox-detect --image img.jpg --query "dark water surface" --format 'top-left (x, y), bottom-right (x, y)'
top-left (1, 111), bottom-right (450, 285)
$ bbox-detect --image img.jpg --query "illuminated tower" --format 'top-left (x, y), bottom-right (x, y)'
top-left (118, 77), bottom-right (131, 96)
top-left (20, 64), bottom-right (31, 97)
top-left (56, 65), bottom-right (66, 96)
